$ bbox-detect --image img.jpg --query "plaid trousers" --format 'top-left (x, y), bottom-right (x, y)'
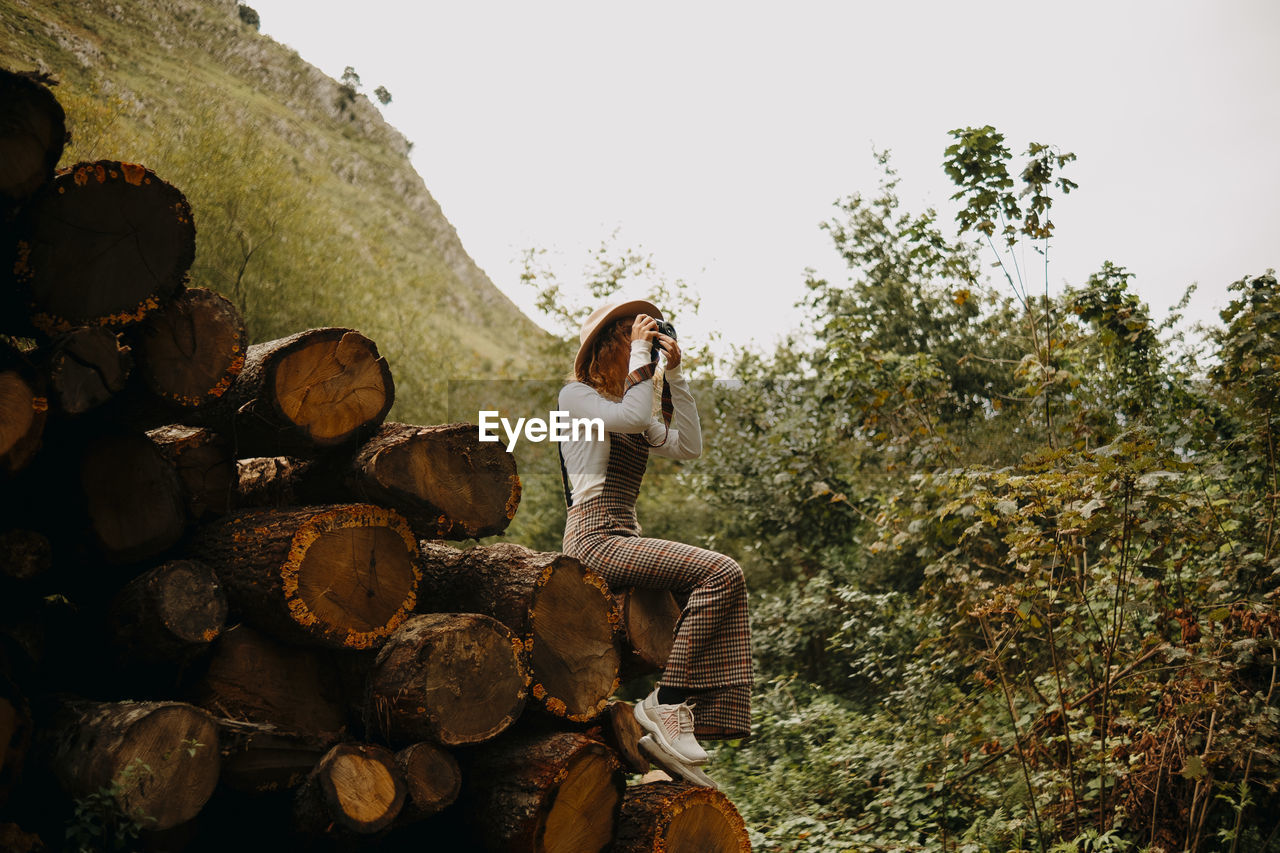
top-left (563, 431), bottom-right (752, 740)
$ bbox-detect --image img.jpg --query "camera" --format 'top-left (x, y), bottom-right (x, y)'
top-left (650, 319), bottom-right (677, 363)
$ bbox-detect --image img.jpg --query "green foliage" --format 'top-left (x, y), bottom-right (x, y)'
top-left (236, 4), bottom-right (259, 30)
top-left (65, 759), bottom-right (157, 853)
top-left (694, 132), bottom-right (1280, 852)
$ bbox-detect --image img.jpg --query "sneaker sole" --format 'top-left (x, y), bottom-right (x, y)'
top-left (638, 735), bottom-right (717, 789)
top-left (632, 701), bottom-right (709, 766)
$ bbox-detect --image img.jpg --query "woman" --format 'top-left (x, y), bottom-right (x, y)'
top-left (559, 299), bottom-right (752, 788)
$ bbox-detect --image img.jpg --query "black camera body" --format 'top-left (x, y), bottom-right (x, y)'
top-left (650, 319), bottom-right (677, 362)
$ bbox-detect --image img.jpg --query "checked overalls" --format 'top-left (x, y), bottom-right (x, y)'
top-left (563, 427), bottom-right (752, 739)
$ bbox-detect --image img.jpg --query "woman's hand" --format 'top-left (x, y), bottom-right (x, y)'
top-left (631, 314), bottom-right (659, 344)
top-left (657, 335), bottom-right (681, 371)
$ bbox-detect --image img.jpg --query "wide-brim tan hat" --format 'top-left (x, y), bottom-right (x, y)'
top-left (574, 299), bottom-right (663, 378)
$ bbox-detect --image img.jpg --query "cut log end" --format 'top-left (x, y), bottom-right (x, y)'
top-left (464, 731), bottom-right (625, 853)
top-left (135, 287), bottom-right (246, 406)
top-left (615, 782), bottom-right (751, 853)
top-left (370, 612), bottom-right (528, 746)
top-left (617, 586), bottom-right (681, 678)
top-left (286, 505), bottom-right (420, 648)
top-left (270, 330), bottom-right (392, 445)
top-left (16, 161), bottom-right (194, 333)
top-left (47, 326), bottom-right (132, 414)
top-left (295, 743), bottom-right (405, 835)
top-left (0, 368), bottom-right (47, 474)
top-left (395, 741), bottom-right (460, 820)
top-left (360, 423), bottom-right (520, 538)
top-left (155, 562), bottom-right (226, 642)
top-left (530, 557), bottom-right (621, 721)
top-left (111, 560), bottom-right (227, 661)
top-left (115, 706), bottom-right (219, 828)
top-left (195, 504), bottom-right (420, 649)
top-left (49, 701), bottom-right (221, 831)
top-left (601, 700), bottom-right (650, 775)
top-left (541, 744), bottom-right (623, 853)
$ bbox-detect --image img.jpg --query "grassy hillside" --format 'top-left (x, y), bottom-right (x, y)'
top-left (1, 0), bottom-right (549, 423)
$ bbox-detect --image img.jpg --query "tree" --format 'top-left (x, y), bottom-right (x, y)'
top-left (237, 4), bottom-right (260, 30)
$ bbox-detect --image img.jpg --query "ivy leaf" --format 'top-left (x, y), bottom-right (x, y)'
top-left (1180, 755), bottom-right (1208, 780)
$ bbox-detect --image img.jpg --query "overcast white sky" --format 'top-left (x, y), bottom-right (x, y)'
top-left (246, 0), bottom-right (1279, 354)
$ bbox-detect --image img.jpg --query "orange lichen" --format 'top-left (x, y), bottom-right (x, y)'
top-left (505, 475), bottom-right (522, 519)
top-left (33, 294), bottom-right (165, 335)
top-left (120, 162), bottom-right (146, 185)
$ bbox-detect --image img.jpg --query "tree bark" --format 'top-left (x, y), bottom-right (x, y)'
top-left (303, 422), bottom-right (521, 539)
top-left (131, 287), bottom-right (246, 409)
top-left (197, 327), bottom-right (394, 457)
top-left (613, 781), bottom-right (752, 852)
top-left (393, 741), bottom-right (461, 823)
top-left (0, 345), bottom-right (48, 476)
top-left (367, 612), bottom-right (528, 747)
top-left (0, 70), bottom-right (66, 204)
top-left (234, 455), bottom-right (307, 509)
top-left (190, 504), bottom-right (419, 650)
top-left (615, 586), bottom-right (681, 680)
top-left (216, 718), bottom-right (330, 794)
top-left (44, 700), bottom-right (220, 832)
top-left (293, 742), bottom-right (406, 837)
top-left (147, 425), bottom-right (235, 519)
top-left (461, 730), bottom-right (625, 853)
top-left (109, 560), bottom-right (227, 664)
top-left (42, 326), bottom-right (132, 414)
top-left (13, 161), bottom-right (194, 334)
top-left (80, 431), bottom-right (187, 563)
top-left (417, 541), bottom-right (620, 722)
top-left (190, 624), bottom-right (348, 741)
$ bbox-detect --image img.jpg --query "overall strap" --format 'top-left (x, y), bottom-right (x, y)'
top-left (558, 445), bottom-right (574, 508)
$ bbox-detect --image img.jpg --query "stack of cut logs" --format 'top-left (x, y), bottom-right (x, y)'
top-left (0, 68), bottom-right (750, 852)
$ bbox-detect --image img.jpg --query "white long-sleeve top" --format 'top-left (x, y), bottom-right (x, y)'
top-left (558, 339), bottom-right (702, 505)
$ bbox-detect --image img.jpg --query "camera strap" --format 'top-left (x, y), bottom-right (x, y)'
top-left (624, 361), bottom-right (673, 448)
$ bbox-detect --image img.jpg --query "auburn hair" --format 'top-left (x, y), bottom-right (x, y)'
top-left (576, 317), bottom-right (632, 399)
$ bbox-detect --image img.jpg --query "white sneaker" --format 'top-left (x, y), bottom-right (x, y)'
top-left (639, 735), bottom-right (718, 789)
top-left (633, 689), bottom-right (709, 765)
